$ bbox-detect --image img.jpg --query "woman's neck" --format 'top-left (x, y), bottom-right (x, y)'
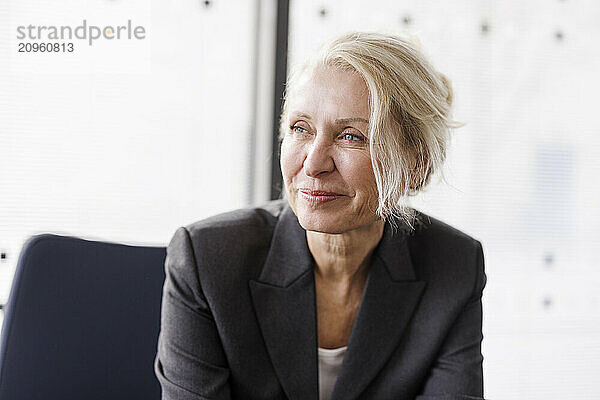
top-left (307, 218), bottom-right (385, 286)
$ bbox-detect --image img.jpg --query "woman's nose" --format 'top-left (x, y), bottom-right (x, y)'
top-left (303, 137), bottom-right (335, 177)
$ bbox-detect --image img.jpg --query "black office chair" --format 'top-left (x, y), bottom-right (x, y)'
top-left (0, 233), bottom-right (166, 400)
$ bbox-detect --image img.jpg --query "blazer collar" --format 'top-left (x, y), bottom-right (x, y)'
top-left (249, 203), bottom-right (427, 400)
top-left (253, 203), bottom-right (315, 287)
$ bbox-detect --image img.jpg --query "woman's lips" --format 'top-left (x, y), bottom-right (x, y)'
top-left (298, 189), bottom-right (346, 205)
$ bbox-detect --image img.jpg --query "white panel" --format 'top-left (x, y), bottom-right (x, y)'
top-left (0, 0), bottom-right (258, 302)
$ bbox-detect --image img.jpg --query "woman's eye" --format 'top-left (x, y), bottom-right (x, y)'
top-left (290, 125), bottom-right (309, 134)
top-left (341, 132), bottom-right (364, 142)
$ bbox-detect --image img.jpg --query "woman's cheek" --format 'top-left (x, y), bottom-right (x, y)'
top-left (281, 140), bottom-right (306, 174)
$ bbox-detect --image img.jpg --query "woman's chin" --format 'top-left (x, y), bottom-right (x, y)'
top-left (296, 211), bottom-right (352, 234)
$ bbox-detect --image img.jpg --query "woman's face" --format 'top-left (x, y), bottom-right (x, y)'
top-left (280, 65), bottom-right (381, 234)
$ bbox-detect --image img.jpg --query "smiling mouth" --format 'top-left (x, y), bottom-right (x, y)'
top-left (300, 189), bottom-right (343, 196)
top-left (298, 189), bottom-right (346, 205)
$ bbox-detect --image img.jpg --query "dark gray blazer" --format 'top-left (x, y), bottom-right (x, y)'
top-left (154, 199), bottom-right (487, 400)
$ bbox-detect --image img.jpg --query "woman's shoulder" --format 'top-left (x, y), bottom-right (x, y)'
top-left (164, 200), bottom-right (290, 287)
top-left (406, 209), bottom-right (485, 298)
top-left (407, 209), bottom-right (483, 272)
top-left (179, 199), bottom-right (288, 261)
top-left (184, 199), bottom-right (287, 234)
top-left (409, 209), bottom-right (482, 249)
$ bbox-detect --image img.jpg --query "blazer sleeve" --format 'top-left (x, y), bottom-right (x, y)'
top-left (154, 227), bottom-right (232, 400)
top-left (415, 240), bottom-right (488, 400)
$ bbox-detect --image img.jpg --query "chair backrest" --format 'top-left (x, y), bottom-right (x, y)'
top-left (0, 234), bottom-right (166, 400)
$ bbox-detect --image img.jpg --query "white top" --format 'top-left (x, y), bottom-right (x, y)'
top-left (317, 346), bottom-right (348, 400)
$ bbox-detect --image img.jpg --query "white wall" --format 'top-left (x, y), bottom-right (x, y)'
top-left (0, 0), bottom-right (263, 302)
top-left (288, 0), bottom-right (600, 398)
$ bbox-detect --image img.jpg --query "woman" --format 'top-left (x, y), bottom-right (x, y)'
top-left (154, 32), bottom-right (486, 400)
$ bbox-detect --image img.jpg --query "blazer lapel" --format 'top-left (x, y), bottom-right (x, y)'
top-left (250, 204), bottom-right (427, 400)
top-left (249, 205), bottom-right (319, 400)
top-left (330, 220), bottom-right (427, 400)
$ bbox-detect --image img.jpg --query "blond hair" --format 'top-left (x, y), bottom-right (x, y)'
top-left (280, 31), bottom-right (460, 230)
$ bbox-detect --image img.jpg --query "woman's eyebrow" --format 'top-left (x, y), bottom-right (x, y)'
top-left (334, 117), bottom-right (369, 124)
top-left (292, 113), bottom-right (312, 120)
top-left (291, 113), bottom-right (369, 125)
